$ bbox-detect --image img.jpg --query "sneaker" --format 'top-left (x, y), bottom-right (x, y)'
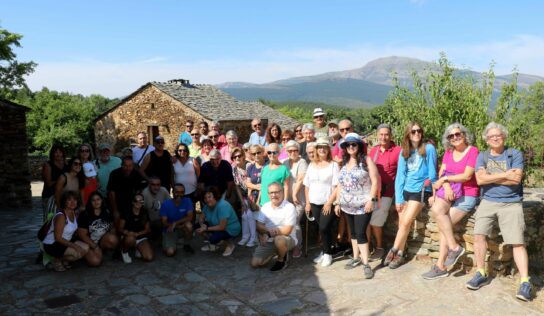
top-left (183, 244), bottom-right (195, 254)
top-left (383, 249), bottom-right (396, 267)
top-left (444, 246), bottom-right (465, 267)
top-left (369, 248), bottom-right (385, 262)
top-left (237, 238), bottom-right (248, 246)
top-left (313, 251), bottom-right (324, 264)
top-left (389, 253), bottom-right (405, 269)
top-left (292, 246), bottom-right (302, 258)
top-left (246, 240), bottom-right (257, 248)
top-left (270, 258), bottom-right (288, 272)
top-left (135, 249), bottom-right (142, 259)
top-left (466, 271), bottom-right (488, 290)
top-left (422, 265), bottom-right (448, 280)
top-left (362, 264), bottom-right (374, 279)
top-left (516, 282), bottom-right (532, 302)
top-left (321, 254), bottom-right (333, 267)
top-left (344, 258), bottom-right (362, 270)
top-left (201, 244), bottom-right (218, 252)
top-left (222, 242), bottom-right (235, 257)
top-left (121, 251), bottom-right (132, 264)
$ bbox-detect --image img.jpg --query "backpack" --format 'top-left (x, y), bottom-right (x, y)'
top-left (481, 147), bottom-right (523, 197)
top-left (37, 211), bottom-right (65, 241)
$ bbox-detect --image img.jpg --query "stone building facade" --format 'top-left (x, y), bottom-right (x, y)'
top-left (94, 79), bottom-right (299, 153)
top-left (0, 99), bottom-right (32, 208)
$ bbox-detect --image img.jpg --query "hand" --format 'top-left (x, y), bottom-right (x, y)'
top-left (395, 203), bottom-right (405, 213)
top-left (444, 186), bottom-right (455, 202)
top-left (364, 200), bottom-right (374, 213)
top-left (268, 228), bottom-right (278, 237)
top-left (167, 223), bottom-right (176, 233)
top-left (258, 233), bottom-right (268, 245)
top-left (322, 203), bottom-right (332, 216)
top-left (334, 204), bottom-right (341, 216)
top-left (305, 203), bottom-right (311, 215)
top-left (74, 244), bottom-right (86, 256)
top-left (293, 196), bottom-right (300, 205)
top-left (428, 195), bottom-right (435, 206)
top-left (505, 169), bottom-right (522, 182)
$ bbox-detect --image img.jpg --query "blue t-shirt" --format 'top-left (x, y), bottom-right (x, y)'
top-left (475, 148), bottom-right (523, 202)
top-left (179, 131), bottom-right (193, 145)
top-left (202, 199), bottom-right (241, 237)
top-left (249, 132), bottom-right (268, 146)
top-left (394, 143), bottom-right (438, 204)
top-left (159, 198), bottom-right (194, 228)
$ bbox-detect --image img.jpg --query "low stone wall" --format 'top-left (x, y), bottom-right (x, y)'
top-left (383, 189), bottom-right (544, 275)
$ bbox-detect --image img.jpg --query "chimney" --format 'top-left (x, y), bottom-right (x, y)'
top-left (167, 79), bottom-right (191, 86)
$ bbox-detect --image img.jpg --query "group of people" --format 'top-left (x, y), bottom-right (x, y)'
top-left (39, 108), bottom-right (532, 301)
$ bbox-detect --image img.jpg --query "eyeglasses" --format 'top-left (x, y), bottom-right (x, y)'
top-left (339, 128), bottom-right (350, 132)
top-left (80, 149), bottom-right (90, 153)
top-left (268, 190), bottom-right (282, 195)
top-left (295, 129), bottom-right (302, 133)
top-left (267, 151), bottom-right (278, 155)
top-left (447, 132), bottom-right (463, 140)
top-left (232, 154), bottom-right (242, 159)
top-left (486, 134), bottom-right (503, 140)
top-left (253, 123), bottom-right (262, 127)
top-left (177, 149), bottom-right (188, 152)
top-left (191, 133), bottom-right (200, 137)
top-left (411, 129), bottom-right (423, 135)
top-left (251, 151), bottom-right (262, 156)
top-left (345, 142), bottom-right (358, 148)
top-left (209, 135), bottom-right (218, 138)
top-left (307, 151), bottom-right (315, 155)
top-left (287, 149), bottom-right (298, 153)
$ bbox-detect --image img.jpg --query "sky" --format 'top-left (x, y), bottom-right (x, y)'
top-left (2, 0), bottom-right (544, 98)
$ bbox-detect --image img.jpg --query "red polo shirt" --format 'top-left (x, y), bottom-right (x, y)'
top-left (369, 143), bottom-right (401, 198)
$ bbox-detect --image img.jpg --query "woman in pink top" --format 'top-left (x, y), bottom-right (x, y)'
top-left (423, 123), bottom-right (479, 280)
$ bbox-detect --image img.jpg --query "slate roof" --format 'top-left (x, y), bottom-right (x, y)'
top-left (0, 99), bottom-right (30, 112)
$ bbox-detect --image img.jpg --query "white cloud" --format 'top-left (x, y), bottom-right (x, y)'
top-left (25, 35), bottom-right (544, 98)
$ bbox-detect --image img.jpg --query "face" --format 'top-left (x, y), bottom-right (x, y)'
top-left (173, 186), bottom-right (185, 200)
top-left (138, 133), bottom-right (148, 146)
top-left (338, 123), bottom-right (352, 138)
top-left (485, 128), bottom-right (505, 149)
top-left (100, 148), bottom-right (111, 161)
top-left (251, 148), bottom-right (263, 162)
top-left (313, 115), bottom-right (325, 125)
top-left (377, 128), bottom-right (391, 146)
top-left (226, 135), bottom-right (237, 145)
top-left (185, 122), bottom-right (193, 132)
top-left (80, 146), bottom-right (91, 158)
top-left (306, 147), bottom-right (316, 161)
top-left (155, 138), bottom-right (165, 148)
top-left (268, 184), bottom-right (284, 206)
top-left (149, 179), bottom-right (161, 194)
top-left (345, 142), bottom-right (359, 155)
top-left (121, 159), bottom-right (134, 175)
top-left (208, 132), bottom-right (219, 143)
top-left (270, 127), bottom-right (279, 137)
top-left (252, 120), bottom-right (262, 132)
top-left (267, 144), bottom-right (280, 161)
top-left (204, 192), bottom-right (217, 208)
top-left (303, 129), bottom-right (315, 142)
top-left (210, 156), bottom-right (221, 168)
top-left (53, 149), bottom-right (64, 160)
top-left (177, 145), bottom-right (189, 157)
top-left (133, 196), bottom-right (144, 209)
top-left (316, 145), bottom-right (329, 158)
top-left (191, 131), bottom-right (201, 143)
top-left (410, 125), bottom-right (423, 143)
top-left (199, 124), bottom-right (208, 135)
top-left (232, 151), bottom-right (244, 164)
top-left (211, 123), bottom-right (220, 132)
top-left (91, 194), bottom-right (102, 210)
top-left (71, 159), bottom-right (82, 172)
top-left (202, 142), bottom-right (212, 153)
top-left (65, 196), bottom-right (78, 210)
top-left (328, 125), bottom-right (339, 137)
top-left (287, 147), bottom-right (299, 160)
top-left (447, 128), bottom-right (465, 148)
top-left (294, 126), bottom-right (303, 138)
top-left (282, 135), bottom-right (291, 144)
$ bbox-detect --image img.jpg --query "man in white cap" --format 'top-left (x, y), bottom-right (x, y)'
top-left (313, 108), bottom-right (328, 139)
top-left (96, 143), bottom-right (122, 198)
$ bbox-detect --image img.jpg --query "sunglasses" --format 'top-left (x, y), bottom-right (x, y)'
top-left (411, 129), bottom-right (423, 135)
top-left (267, 151), bottom-right (278, 155)
top-left (191, 133), bottom-right (200, 136)
top-left (156, 141), bottom-right (165, 144)
top-left (345, 142), bottom-right (359, 148)
top-left (447, 132), bottom-right (463, 140)
top-left (314, 115), bottom-right (324, 119)
top-left (209, 135), bottom-right (218, 138)
top-left (177, 149), bottom-right (189, 152)
top-left (232, 154), bottom-right (242, 159)
top-left (186, 125), bottom-right (193, 128)
top-left (339, 128), bottom-right (350, 132)
top-left (80, 149), bottom-right (90, 153)
top-left (287, 149), bottom-right (298, 153)
top-left (251, 151), bottom-right (262, 156)
top-left (253, 124), bottom-right (262, 127)
top-left (295, 129), bottom-right (302, 132)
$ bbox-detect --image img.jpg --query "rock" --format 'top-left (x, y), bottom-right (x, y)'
top-left (157, 294), bottom-right (188, 305)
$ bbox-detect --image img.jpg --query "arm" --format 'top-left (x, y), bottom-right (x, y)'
top-left (42, 162), bottom-right (54, 188)
top-left (292, 168), bottom-right (306, 205)
top-left (283, 177), bottom-right (290, 200)
top-left (475, 168), bottom-right (522, 186)
top-left (193, 159), bottom-right (201, 178)
top-left (108, 191), bottom-right (119, 218)
top-left (365, 157), bottom-right (380, 213)
top-left (304, 184), bottom-right (311, 214)
top-left (206, 218), bottom-right (228, 232)
top-left (395, 152), bottom-right (407, 209)
top-left (54, 175), bottom-right (66, 208)
top-left (139, 154), bottom-right (151, 181)
top-left (54, 214), bottom-right (84, 254)
top-left (77, 228), bottom-right (98, 250)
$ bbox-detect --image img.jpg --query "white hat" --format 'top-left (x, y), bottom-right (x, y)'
top-left (83, 162), bottom-right (97, 177)
top-left (313, 108), bottom-right (326, 117)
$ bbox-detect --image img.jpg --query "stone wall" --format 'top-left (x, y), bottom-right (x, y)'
top-left (384, 189), bottom-right (544, 275)
top-left (0, 105), bottom-right (31, 208)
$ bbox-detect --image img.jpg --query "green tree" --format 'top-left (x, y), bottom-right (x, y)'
top-left (0, 26), bottom-right (37, 99)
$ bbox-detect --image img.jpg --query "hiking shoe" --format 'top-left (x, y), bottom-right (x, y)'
top-left (383, 249), bottom-right (396, 267)
top-left (292, 246), bottom-right (302, 258)
top-left (121, 251), bottom-right (132, 264)
top-left (422, 265), bottom-right (448, 280)
top-left (369, 248), bottom-right (385, 262)
top-left (222, 242), bottom-right (235, 256)
top-left (344, 258), bottom-right (362, 270)
top-left (237, 238), bottom-right (249, 246)
top-left (362, 264), bottom-right (374, 279)
top-left (246, 240), bottom-right (257, 247)
top-left (466, 271), bottom-right (488, 290)
top-left (201, 243), bottom-right (218, 252)
top-left (313, 251), bottom-right (324, 264)
top-left (270, 258), bottom-right (288, 272)
top-left (516, 282), bottom-right (532, 302)
top-left (444, 246), bottom-right (465, 267)
top-left (388, 253), bottom-right (405, 269)
top-left (321, 254), bottom-right (333, 267)
top-left (183, 244), bottom-right (195, 254)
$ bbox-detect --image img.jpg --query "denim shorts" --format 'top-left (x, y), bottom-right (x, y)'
top-left (452, 195), bottom-right (479, 212)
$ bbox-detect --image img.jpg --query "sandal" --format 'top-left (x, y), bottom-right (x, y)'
top-left (62, 260), bottom-right (72, 269)
top-left (53, 260), bottom-right (66, 272)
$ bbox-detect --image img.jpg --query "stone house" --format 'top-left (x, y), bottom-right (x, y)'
top-left (94, 79), bottom-right (299, 153)
top-left (0, 99), bottom-right (32, 208)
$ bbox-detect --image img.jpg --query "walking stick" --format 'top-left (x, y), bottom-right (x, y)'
top-left (304, 215), bottom-right (309, 257)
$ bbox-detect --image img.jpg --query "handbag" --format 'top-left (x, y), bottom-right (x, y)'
top-left (435, 170), bottom-right (462, 200)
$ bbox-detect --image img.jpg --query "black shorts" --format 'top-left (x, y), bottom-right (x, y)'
top-left (403, 190), bottom-right (432, 205)
top-left (43, 242), bottom-right (67, 258)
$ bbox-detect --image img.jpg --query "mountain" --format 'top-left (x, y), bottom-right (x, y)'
top-left (218, 56), bottom-right (544, 107)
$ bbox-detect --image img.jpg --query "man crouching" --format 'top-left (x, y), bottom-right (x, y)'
top-left (251, 182), bottom-right (297, 272)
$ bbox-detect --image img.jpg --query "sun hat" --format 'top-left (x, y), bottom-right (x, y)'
top-left (340, 133), bottom-right (364, 149)
top-left (313, 108), bottom-right (326, 117)
top-left (315, 137), bottom-right (331, 147)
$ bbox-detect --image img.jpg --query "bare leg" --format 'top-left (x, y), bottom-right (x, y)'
top-left (358, 243), bottom-right (370, 265)
top-left (436, 208), bottom-right (468, 269)
top-left (512, 245), bottom-right (529, 279)
top-left (393, 201), bottom-right (424, 251)
top-left (473, 234), bottom-right (487, 270)
top-left (432, 198), bottom-right (459, 251)
top-left (137, 240), bottom-right (154, 262)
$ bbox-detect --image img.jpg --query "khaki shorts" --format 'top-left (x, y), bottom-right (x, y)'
top-left (370, 196), bottom-right (393, 227)
top-left (473, 199), bottom-right (525, 245)
top-left (253, 236), bottom-right (295, 259)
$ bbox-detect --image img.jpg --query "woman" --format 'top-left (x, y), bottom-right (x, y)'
top-left (246, 144), bottom-right (267, 206)
top-left (243, 142), bottom-right (253, 164)
top-left (77, 191), bottom-right (119, 266)
top-left (41, 144), bottom-right (66, 220)
top-left (197, 186), bottom-right (241, 256)
top-left (265, 123), bottom-right (282, 147)
top-left (283, 140), bottom-right (308, 258)
top-left (385, 122), bottom-right (438, 269)
top-left (55, 157), bottom-right (85, 209)
top-left (333, 133), bottom-right (379, 278)
top-left (231, 147), bottom-right (257, 247)
top-left (220, 130), bottom-right (242, 163)
top-left (278, 130), bottom-right (294, 162)
top-left (119, 193), bottom-right (154, 263)
top-left (173, 143), bottom-right (200, 204)
top-left (422, 123), bottom-right (479, 279)
top-left (294, 124), bottom-right (305, 143)
top-left (197, 138), bottom-right (214, 165)
top-left (259, 143), bottom-right (290, 206)
top-left (303, 137), bottom-right (339, 267)
top-left (306, 142), bottom-right (317, 163)
top-left (42, 191), bottom-right (89, 271)
top-left (77, 143), bottom-right (99, 205)
top-left (188, 130), bottom-right (202, 158)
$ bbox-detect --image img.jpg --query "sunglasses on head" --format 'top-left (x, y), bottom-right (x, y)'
top-left (411, 129), bottom-right (423, 135)
top-left (447, 132), bottom-right (463, 140)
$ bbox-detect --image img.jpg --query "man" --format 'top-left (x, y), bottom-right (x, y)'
top-left (312, 108), bottom-right (329, 139)
top-left (142, 176), bottom-right (171, 235)
top-left (132, 132), bottom-right (155, 166)
top-left (198, 149), bottom-right (234, 199)
top-left (466, 122), bottom-right (531, 301)
top-left (328, 119), bottom-right (340, 147)
top-left (332, 119), bottom-right (354, 163)
top-left (251, 182), bottom-right (297, 271)
top-left (299, 123), bottom-right (316, 162)
top-left (95, 143), bottom-right (122, 198)
top-left (178, 120), bottom-right (194, 145)
top-left (160, 183), bottom-right (194, 256)
top-left (249, 118), bottom-right (267, 146)
top-left (141, 136), bottom-right (173, 192)
top-left (210, 121), bottom-right (226, 143)
top-left (367, 124), bottom-right (401, 261)
top-left (208, 130), bottom-right (226, 150)
top-left (107, 157), bottom-right (147, 225)
top-left (198, 121), bottom-right (209, 138)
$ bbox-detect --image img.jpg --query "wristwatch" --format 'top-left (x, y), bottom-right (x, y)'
top-left (443, 175), bottom-right (449, 183)
top-left (371, 197), bottom-right (378, 202)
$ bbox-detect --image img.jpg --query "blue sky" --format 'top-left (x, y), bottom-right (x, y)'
top-left (3, 0), bottom-right (544, 97)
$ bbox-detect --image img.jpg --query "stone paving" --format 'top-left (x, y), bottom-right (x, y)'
top-left (0, 182), bottom-right (542, 315)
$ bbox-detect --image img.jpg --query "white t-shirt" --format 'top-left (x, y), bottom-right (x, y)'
top-left (132, 145), bottom-right (155, 166)
top-left (256, 200), bottom-right (298, 244)
top-left (303, 162), bottom-right (339, 205)
top-left (283, 158), bottom-right (308, 206)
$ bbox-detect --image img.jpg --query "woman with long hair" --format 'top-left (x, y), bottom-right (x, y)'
top-left (231, 147), bottom-right (257, 247)
top-left (422, 123), bottom-right (479, 279)
top-left (265, 123), bottom-right (282, 146)
top-left (385, 122), bottom-right (437, 269)
top-left (55, 157), bottom-right (85, 209)
top-left (294, 124), bottom-right (305, 143)
top-left (41, 144), bottom-right (66, 220)
top-left (304, 137), bottom-right (339, 267)
top-left (173, 142), bottom-right (200, 204)
top-left (118, 193), bottom-right (154, 263)
top-left (333, 133), bottom-right (379, 278)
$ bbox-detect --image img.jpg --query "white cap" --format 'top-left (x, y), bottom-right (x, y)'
top-left (83, 162), bottom-right (97, 177)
